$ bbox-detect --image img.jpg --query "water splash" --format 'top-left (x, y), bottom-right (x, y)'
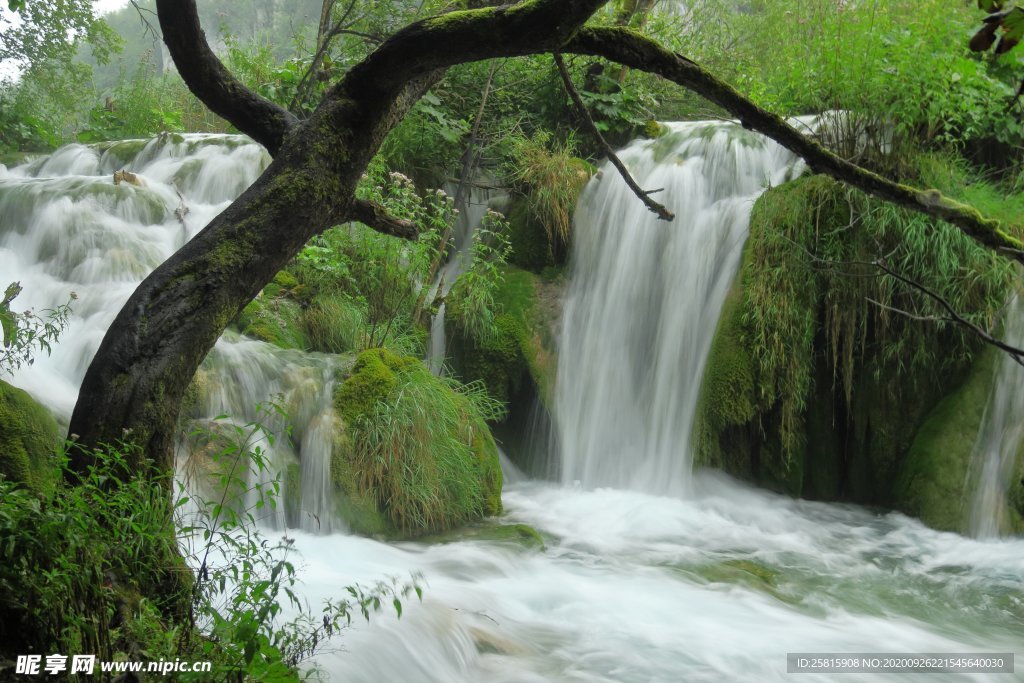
top-left (554, 120), bottom-right (809, 495)
top-left (968, 294), bottom-right (1024, 538)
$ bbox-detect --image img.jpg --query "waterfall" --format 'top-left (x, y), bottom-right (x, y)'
top-left (554, 120), bottom-right (809, 495)
top-left (968, 293), bottom-right (1024, 538)
top-left (0, 134), bottom-right (338, 533)
top-left (4, 131), bottom-right (1022, 682)
top-left (425, 180), bottom-right (501, 374)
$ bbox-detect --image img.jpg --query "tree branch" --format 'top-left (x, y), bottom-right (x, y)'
top-left (336, 0), bottom-right (608, 100)
top-left (155, 0), bottom-right (298, 155)
top-left (870, 259), bottom-right (1024, 365)
top-left (564, 26), bottom-right (1024, 264)
top-left (349, 199), bottom-right (420, 240)
top-left (553, 52), bottom-right (673, 221)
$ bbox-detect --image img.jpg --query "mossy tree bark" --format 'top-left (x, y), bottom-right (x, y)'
top-left (68, 0), bottom-right (1024, 478)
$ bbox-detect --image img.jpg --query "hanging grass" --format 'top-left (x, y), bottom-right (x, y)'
top-left (734, 152), bottom-right (1016, 467)
top-left (506, 131), bottom-right (593, 249)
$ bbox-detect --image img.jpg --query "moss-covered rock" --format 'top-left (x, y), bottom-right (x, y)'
top-left (448, 266), bottom-right (560, 409)
top-left (419, 522), bottom-right (546, 549)
top-left (330, 349), bottom-right (503, 537)
top-left (892, 350), bottom-right (997, 533)
top-left (0, 380), bottom-right (61, 491)
top-left (694, 167), bottom-right (1009, 527)
top-left (235, 292), bottom-right (307, 350)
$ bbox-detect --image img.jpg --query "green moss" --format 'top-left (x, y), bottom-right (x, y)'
top-left (694, 157), bottom-right (1008, 513)
top-left (697, 282), bottom-right (757, 433)
top-left (893, 350), bottom-right (997, 532)
top-left (642, 119), bottom-right (667, 139)
top-left (474, 428), bottom-right (503, 516)
top-left (462, 314), bottom-right (526, 405)
top-left (446, 266), bottom-right (560, 415)
top-left (419, 522), bottom-right (546, 549)
top-left (333, 347), bottom-right (410, 424)
top-left (234, 295), bottom-right (308, 350)
top-left (284, 461), bottom-right (301, 527)
top-left (1010, 447), bottom-right (1024, 533)
top-left (272, 270), bottom-right (300, 290)
top-left (0, 379), bottom-right (60, 492)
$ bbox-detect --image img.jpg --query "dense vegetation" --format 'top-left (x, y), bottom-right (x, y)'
top-left (2, 0), bottom-right (1023, 677)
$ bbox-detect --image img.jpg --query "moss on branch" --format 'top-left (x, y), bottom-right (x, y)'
top-left (565, 26), bottom-right (1024, 264)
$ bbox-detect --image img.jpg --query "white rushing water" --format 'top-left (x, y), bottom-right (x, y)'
top-left (969, 293), bottom-right (1024, 538)
top-left (554, 120), bottom-right (809, 494)
top-left (426, 180), bottom-right (499, 375)
top-left (3, 132), bottom-right (1022, 682)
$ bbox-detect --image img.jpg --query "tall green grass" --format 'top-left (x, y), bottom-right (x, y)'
top-left (338, 350), bottom-right (505, 534)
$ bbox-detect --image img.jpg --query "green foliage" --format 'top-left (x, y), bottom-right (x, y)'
top-left (447, 266), bottom-right (560, 409)
top-left (726, 158), bottom-right (1015, 468)
top-left (0, 442), bottom-right (188, 663)
top-left (334, 349), bottom-right (505, 535)
top-left (444, 209), bottom-right (513, 344)
top-left (77, 61), bottom-right (187, 142)
top-left (0, 282), bottom-right (75, 375)
top-left (288, 161), bottom-right (509, 358)
top-left (677, 1), bottom-right (1024, 151)
top-left (503, 131), bottom-right (593, 251)
top-left (0, 0), bottom-right (119, 69)
top-left (177, 405), bottom-right (422, 678)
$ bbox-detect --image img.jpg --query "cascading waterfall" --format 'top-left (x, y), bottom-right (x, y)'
top-left (425, 181), bottom-right (498, 374)
top-left (0, 135), bottom-right (338, 533)
top-left (968, 293), bottom-right (1024, 538)
top-left (3, 133), bottom-right (1022, 682)
top-left (555, 120), bottom-right (809, 494)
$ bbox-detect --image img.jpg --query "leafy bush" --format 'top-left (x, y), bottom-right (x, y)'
top-left (0, 282), bottom-right (75, 375)
top-left (0, 407), bottom-right (422, 680)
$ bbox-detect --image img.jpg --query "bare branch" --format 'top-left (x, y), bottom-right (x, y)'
top-left (349, 199), bottom-right (420, 240)
top-left (564, 27), bottom-right (1024, 264)
top-left (553, 53), bottom-right (673, 221)
top-left (128, 1), bottom-right (159, 41)
top-left (155, 0), bottom-right (298, 155)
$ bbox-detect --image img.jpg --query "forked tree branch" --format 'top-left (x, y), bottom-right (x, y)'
top-left (350, 199), bottom-right (420, 239)
top-left (155, 0), bottom-right (298, 154)
top-left (553, 52), bottom-right (673, 221)
top-left (869, 259), bottom-right (1024, 365)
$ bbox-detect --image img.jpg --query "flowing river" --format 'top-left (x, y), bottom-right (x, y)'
top-left (1, 128), bottom-right (1021, 682)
